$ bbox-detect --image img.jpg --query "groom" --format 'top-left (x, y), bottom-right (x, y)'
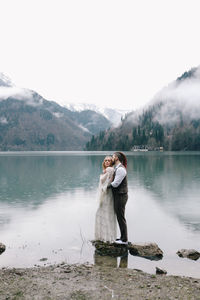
top-left (108, 152), bottom-right (128, 245)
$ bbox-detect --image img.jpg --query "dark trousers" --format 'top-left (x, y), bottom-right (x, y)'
top-left (113, 192), bottom-right (128, 242)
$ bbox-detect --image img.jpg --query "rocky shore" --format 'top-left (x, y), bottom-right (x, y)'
top-left (1, 263), bottom-right (200, 299)
top-left (1, 241), bottom-right (200, 299)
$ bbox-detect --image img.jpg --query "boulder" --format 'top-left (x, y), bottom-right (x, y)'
top-left (91, 240), bottom-right (128, 257)
top-left (129, 242), bottom-right (163, 261)
top-left (91, 240), bottom-right (163, 261)
top-left (156, 267), bottom-right (167, 275)
top-left (0, 242), bottom-right (6, 254)
top-left (176, 249), bottom-right (200, 261)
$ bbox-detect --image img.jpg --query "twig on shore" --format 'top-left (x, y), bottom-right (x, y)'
top-left (104, 285), bottom-right (116, 298)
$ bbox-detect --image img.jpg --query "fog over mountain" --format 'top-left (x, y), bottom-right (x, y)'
top-left (65, 102), bottom-right (130, 126)
top-left (0, 73), bottom-right (13, 87)
top-left (86, 66), bottom-right (200, 151)
top-left (0, 73), bottom-right (112, 150)
top-left (0, 73), bottom-right (43, 105)
top-left (1, 66), bottom-right (200, 151)
top-left (151, 66), bottom-right (200, 125)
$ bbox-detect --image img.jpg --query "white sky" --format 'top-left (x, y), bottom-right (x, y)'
top-left (0, 0), bottom-right (200, 111)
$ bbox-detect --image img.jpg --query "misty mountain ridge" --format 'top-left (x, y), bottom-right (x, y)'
top-left (0, 73), bottom-right (112, 150)
top-left (86, 66), bottom-right (200, 151)
top-left (0, 73), bottom-right (13, 87)
top-left (65, 102), bottom-right (131, 126)
top-left (150, 66), bottom-right (200, 125)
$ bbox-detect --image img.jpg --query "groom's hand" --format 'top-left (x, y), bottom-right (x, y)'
top-left (107, 183), bottom-right (112, 189)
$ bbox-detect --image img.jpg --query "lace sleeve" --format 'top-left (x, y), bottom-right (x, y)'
top-left (99, 167), bottom-right (114, 193)
top-left (106, 167), bottom-right (114, 182)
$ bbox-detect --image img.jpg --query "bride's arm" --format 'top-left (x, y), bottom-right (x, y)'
top-left (106, 167), bottom-right (114, 182)
top-left (100, 172), bottom-right (107, 185)
top-left (100, 167), bottom-right (114, 193)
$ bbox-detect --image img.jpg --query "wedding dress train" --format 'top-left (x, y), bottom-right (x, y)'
top-left (95, 167), bottom-right (117, 242)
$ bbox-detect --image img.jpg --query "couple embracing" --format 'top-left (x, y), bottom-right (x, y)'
top-left (95, 152), bottom-right (128, 245)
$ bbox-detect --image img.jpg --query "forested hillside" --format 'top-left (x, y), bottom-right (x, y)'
top-left (0, 74), bottom-right (111, 150)
top-left (86, 67), bottom-right (200, 151)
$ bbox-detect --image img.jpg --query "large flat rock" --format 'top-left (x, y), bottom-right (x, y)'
top-left (91, 241), bottom-right (163, 261)
top-left (91, 240), bottom-right (128, 257)
top-left (129, 242), bottom-right (163, 261)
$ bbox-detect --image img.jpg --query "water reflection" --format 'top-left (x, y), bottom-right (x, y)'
top-left (94, 252), bottom-right (128, 268)
top-left (0, 154), bottom-right (104, 207)
top-left (0, 152), bottom-right (200, 277)
top-left (127, 152), bottom-right (200, 232)
top-left (1, 151), bottom-right (200, 236)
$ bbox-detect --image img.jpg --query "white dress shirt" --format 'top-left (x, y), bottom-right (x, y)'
top-left (111, 163), bottom-right (127, 188)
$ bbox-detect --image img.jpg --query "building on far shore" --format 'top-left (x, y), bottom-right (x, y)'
top-left (131, 145), bottom-right (164, 152)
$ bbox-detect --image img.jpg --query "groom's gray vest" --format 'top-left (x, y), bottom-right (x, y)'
top-left (112, 165), bottom-right (128, 194)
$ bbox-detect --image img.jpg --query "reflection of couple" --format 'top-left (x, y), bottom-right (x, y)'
top-left (94, 252), bottom-right (128, 268)
top-left (95, 152), bottom-right (128, 245)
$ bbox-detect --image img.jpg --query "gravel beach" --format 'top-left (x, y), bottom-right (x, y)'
top-left (1, 263), bottom-right (200, 300)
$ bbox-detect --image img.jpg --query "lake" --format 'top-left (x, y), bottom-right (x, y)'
top-left (0, 151), bottom-right (200, 278)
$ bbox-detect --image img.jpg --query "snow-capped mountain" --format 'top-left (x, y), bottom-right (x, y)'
top-left (0, 73), bottom-right (112, 150)
top-left (0, 72), bottom-right (41, 104)
top-left (65, 102), bottom-right (131, 126)
top-left (0, 73), bottom-right (13, 87)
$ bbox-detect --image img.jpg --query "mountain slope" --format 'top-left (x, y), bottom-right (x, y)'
top-left (0, 97), bottom-right (90, 150)
top-left (85, 66), bottom-right (200, 151)
top-left (65, 102), bottom-right (130, 126)
top-left (0, 75), bottom-right (111, 150)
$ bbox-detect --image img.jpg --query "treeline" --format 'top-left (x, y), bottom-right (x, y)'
top-left (85, 105), bottom-right (200, 151)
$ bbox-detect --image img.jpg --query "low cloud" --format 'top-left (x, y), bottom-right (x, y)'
top-left (125, 66), bottom-right (200, 126)
top-left (78, 124), bottom-right (90, 133)
top-left (52, 112), bottom-right (64, 118)
top-left (150, 66), bottom-right (200, 125)
top-left (0, 86), bottom-right (43, 106)
top-left (0, 117), bottom-right (8, 124)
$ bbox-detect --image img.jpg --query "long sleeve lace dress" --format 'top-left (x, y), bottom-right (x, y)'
top-left (95, 167), bottom-right (117, 242)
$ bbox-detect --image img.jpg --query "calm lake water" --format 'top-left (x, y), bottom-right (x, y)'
top-left (0, 151), bottom-right (200, 278)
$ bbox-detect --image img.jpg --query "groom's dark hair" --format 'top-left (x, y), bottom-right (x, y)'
top-left (114, 152), bottom-right (127, 168)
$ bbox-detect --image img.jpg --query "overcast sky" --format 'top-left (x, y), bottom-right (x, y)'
top-left (0, 0), bottom-right (200, 111)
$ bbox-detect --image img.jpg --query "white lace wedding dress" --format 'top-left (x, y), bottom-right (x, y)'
top-left (95, 167), bottom-right (117, 242)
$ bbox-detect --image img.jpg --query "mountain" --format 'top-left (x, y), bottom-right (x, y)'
top-left (65, 102), bottom-right (130, 126)
top-left (69, 109), bottom-right (111, 135)
top-left (85, 66), bottom-right (200, 151)
top-left (0, 74), bottom-right (111, 150)
top-left (0, 73), bottom-right (13, 87)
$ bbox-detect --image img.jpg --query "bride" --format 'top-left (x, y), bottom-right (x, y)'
top-left (95, 156), bottom-right (117, 242)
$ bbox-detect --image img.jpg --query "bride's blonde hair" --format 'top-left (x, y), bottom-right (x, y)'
top-left (102, 156), bottom-right (113, 170)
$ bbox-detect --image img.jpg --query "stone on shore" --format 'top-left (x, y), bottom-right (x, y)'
top-left (176, 249), bottom-right (200, 261)
top-left (156, 267), bottom-right (167, 275)
top-left (129, 242), bottom-right (163, 261)
top-left (0, 242), bottom-right (6, 254)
